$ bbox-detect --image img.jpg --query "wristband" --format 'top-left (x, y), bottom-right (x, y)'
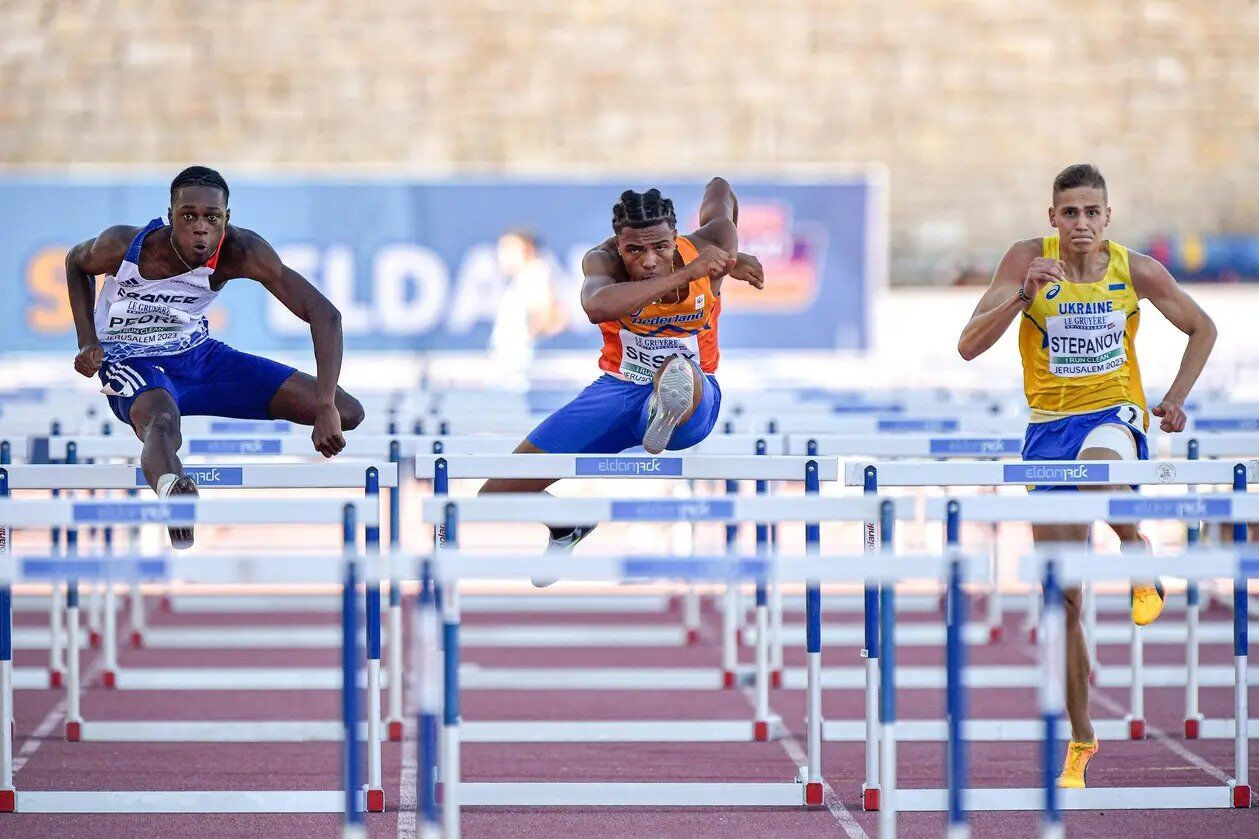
top-left (1017, 286), bottom-right (1034, 305)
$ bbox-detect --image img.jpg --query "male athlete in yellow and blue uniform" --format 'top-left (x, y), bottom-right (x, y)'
top-left (958, 164), bottom-right (1217, 788)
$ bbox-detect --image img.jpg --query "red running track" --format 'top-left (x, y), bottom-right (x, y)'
top-left (5, 595), bottom-right (1257, 837)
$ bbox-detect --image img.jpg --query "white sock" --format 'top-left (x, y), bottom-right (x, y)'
top-left (155, 473), bottom-right (180, 498)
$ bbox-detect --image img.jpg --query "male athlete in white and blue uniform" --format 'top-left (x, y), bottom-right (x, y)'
top-left (66, 167), bottom-right (364, 547)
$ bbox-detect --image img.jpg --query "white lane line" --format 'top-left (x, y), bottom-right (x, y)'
top-left (14, 656), bottom-right (105, 774)
top-left (1090, 690), bottom-right (1232, 784)
top-left (1017, 644), bottom-right (1233, 785)
top-left (739, 683), bottom-right (869, 839)
top-left (397, 669), bottom-right (418, 839)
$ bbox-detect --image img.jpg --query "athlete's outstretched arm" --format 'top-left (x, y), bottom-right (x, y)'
top-left (698, 177), bottom-right (739, 229)
top-left (236, 230), bottom-right (347, 451)
top-left (695, 178), bottom-right (765, 290)
top-left (64, 226), bottom-right (134, 376)
top-left (1131, 252), bottom-right (1217, 432)
top-left (957, 239), bottom-right (1053, 360)
top-left (580, 247), bottom-right (734, 324)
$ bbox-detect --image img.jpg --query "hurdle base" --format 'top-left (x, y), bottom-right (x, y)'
top-left (804, 781), bottom-right (824, 808)
top-left (48, 670), bottom-right (63, 689)
top-left (0, 790), bottom-right (13, 813)
top-left (64, 720), bottom-right (81, 742)
top-left (1184, 717), bottom-right (1202, 739)
top-left (366, 788), bottom-right (385, 812)
top-left (101, 670), bottom-right (117, 689)
top-left (129, 631), bottom-right (144, 649)
top-left (387, 719), bottom-right (403, 742)
top-left (753, 715), bottom-right (784, 742)
top-left (685, 628), bottom-right (701, 645)
top-left (1232, 783), bottom-right (1251, 809)
top-left (89, 631), bottom-right (101, 649)
top-left (862, 785), bottom-right (879, 811)
top-left (1127, 718), bottom-right (1146, 740)
top-left (770, 669), bottom-right (783, 689)
top-left (987, 625), bottom-right (1003, 644)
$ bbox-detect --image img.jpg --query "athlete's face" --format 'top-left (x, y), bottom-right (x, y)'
top-left (1049, 187), bottom-right (1110, 254)
top-left (615, 223), bottom-right (677, 282)
top-left (168, 186), bottom-right (229, 266)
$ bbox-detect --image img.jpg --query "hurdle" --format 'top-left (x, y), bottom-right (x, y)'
top-left (0, 460), bottom-right (398, 707)
top-left (0, 504), bottom-right (385, 829)
top-left (874, 545), bottom-right (1250, 839)
top-left (417, 453), bottom-right (836, 686)
top-left (418, 550), bottom-right (988, 834)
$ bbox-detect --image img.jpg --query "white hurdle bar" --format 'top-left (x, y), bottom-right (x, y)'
top-left (427, 494), bottom-right (915, 754)
top-left (872, 546), bottom-right (1252, 838)
top-left (0, 533), bottom-right (386, 828)
top-left (0, 461), bottom-right (402, 739)
top-left (419, 453), bottom-right (840, 685)
top-left (420, 551), bottom-right (988, 827)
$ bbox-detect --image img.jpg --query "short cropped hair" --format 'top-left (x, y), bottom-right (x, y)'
top-left (170, 165), bottom-right (229, 204)
top-left (1052, 164), bottom-right (1106, 203)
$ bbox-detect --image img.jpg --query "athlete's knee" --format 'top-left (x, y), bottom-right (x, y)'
top-left (143, 409), bottom-right (181, 444)
top-left (338, 391), bottom-right (365, 431)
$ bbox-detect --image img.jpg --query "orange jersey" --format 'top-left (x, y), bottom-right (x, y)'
top-left (597, 235), bottom-right (721, 384)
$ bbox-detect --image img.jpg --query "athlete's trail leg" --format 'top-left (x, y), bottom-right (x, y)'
top-left (267, 371), bottom-right (365, 430)
top-left (479, 440), bottom-right (559, 496)
top-left (129, 389), bottom-right (197, 549)
top-left (1033, 521), bottom-right (1094, 744)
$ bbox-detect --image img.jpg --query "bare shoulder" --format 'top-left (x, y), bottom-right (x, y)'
top-left (987, 237), bottom-right (1042, 285)
top-left (1007, 237), bottom-right (1043, 260)
top-left (71, 225), bottom-right (138, 273)
top-left (214, 225), bottom-right (280, 278)
top-left (1123, 247), bottom-right (1177, 296)
top-left (582, 239), bottom-right (623, 278)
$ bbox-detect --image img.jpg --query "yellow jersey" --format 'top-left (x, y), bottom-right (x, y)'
top-left (1017, 235), bottom-right (1147, 424)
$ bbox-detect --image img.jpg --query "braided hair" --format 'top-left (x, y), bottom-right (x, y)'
top-left (611, 188), bottom-right (676, 233)
top-left (170, 165), bottom-right (230, 204)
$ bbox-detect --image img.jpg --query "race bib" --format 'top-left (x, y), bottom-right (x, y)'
top-left (104, 299), bottom-right (199, 348)
top-left (1045, 308), bottom-right (1126, 378)
top-left (618, 330), bottom-right (699, 384)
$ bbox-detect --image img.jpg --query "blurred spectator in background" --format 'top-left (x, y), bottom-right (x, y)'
top-left (489, 230), bottom-right (568, 390)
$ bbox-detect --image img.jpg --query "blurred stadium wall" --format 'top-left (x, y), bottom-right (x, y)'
top-left (3, 1), bottom-right (1258, 285)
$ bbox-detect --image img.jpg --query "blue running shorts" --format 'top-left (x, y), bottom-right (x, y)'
top-left (1022, 403), bottom-right (1149, 492)
top-left (527, 372), bottom-right (722, 454)
top-left (99, 339), bottom-right (298, 426)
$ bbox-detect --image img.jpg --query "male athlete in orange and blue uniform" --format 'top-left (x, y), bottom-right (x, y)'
top-left (958, 164), bottom-right (1217, 788)
top-left (481, 178), bottom-right (763, 553)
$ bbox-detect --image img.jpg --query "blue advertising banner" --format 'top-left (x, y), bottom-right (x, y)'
top-left (1, 175), bottom-right (882, 355)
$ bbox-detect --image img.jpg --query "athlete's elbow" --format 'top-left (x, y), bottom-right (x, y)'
top-left (957, 337), bottom-right (979, 361)
top-left (582, 302), bottom-right (609, 324)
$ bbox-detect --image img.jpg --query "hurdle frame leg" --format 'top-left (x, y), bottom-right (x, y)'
top-left (2, 583), bottom-right (14, 813)
top-left (1126, 621), bottom-right (1146, 739)
top-left (985, 530), bottom-right (1003, 643)
top-left (102, 584), bottom-right (118, 688)
top-left (878, 578), bottom-right (897, 838)
top-left (769, 581), bottom-right (784, 686)
top-left (1230, 467), bottom-right (1250, 808)
top-left (386, 579), bottom-right (404, 742)
top-left (861, 465), bottom-right (881, 810)
top-left (683, 585), bottom-right (701, 645)
top-left (365, 581), bottom-right (384, 813)
top-left (441, 582), bottom-right (461, 838)
top-left (87, 583), bottom-right (103, 649)
top-left (752, 582), bottom-right (778, 741)
top-left (803, 459), bottom-right (823, 807)
top-left (48, 585), bottom-right (65, 688)
top-left (1185, 581), bottom-right (1203, 738)
top-left (128, 582), bottom-right (146, 647)
top-left (65, 580), bottom-right (82, 741)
